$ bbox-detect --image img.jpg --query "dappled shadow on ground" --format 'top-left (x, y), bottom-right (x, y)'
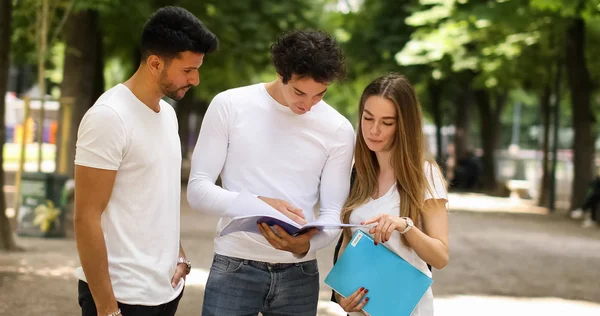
top-left (1, 193), bottom-right (600, 315)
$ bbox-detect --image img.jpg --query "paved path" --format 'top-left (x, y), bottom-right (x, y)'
top-left (1, 192), bottom-right (600, 315)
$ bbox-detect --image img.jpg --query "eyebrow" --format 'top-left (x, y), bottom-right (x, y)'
top-left (363, 109), bottom-right (396, 120)
top-left (293, 87), bottom-right (328, 95)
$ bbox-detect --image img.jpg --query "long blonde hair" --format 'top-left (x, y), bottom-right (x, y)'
top-left (341, 73), bottom-right (445, 241)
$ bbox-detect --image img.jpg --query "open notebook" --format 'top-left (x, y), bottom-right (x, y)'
top-left (219, 191), bottom-right (365, 236)
top-left (325, 230), bottom-right (433, 316)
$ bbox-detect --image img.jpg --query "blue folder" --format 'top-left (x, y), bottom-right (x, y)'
top-left (325, 230), bottom-right (433, 316)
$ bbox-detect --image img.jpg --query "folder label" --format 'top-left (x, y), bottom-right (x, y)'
top-left (351, 231), bottom-right (363, 247)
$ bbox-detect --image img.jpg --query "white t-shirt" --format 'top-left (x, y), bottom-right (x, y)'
top-left (348, 162), bottom-right (448, 316)
top-left (187, 83), bottom-right (355, 263)
top-left (74, 84), bottom-right (183, 305)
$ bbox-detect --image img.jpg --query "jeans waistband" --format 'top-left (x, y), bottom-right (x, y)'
top-left (215, 253), bottom-right (315, 272)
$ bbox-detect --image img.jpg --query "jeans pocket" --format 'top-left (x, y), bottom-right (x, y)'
top-left (299, 260), bottom-right (319, 277)
top-left (212, 254), bottom-right (245, 274)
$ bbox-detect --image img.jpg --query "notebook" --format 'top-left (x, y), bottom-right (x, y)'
top-left (219, 191), bottom-right (365, 237)
top-left (325, 230), bottom-right (433, 316)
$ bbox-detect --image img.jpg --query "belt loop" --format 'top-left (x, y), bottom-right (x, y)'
top-left (243, 260), bottom-right (248, 265)
top-left (294, 263), bottom-right (300, 267)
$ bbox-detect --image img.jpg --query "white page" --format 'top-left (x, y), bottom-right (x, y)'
top-left (220, 191), bottom-right (370, 236)
top-left (224, 190), bottom-right (300, 223)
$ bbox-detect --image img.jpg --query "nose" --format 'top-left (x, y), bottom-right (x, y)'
top-left (370, 122), bottom-right (381, 136)
top-left (189, 72), bottom-right (200, 87)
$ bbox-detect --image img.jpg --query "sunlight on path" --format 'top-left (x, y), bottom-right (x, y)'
top-left (185, 268), bottom-right (600, 316)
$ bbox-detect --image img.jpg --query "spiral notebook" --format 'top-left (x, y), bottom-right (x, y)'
top-left (325, 230), bottom-right (433, 316)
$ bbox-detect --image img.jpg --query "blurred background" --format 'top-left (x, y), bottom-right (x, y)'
top-left (1, 0), bottom-right (599, 315)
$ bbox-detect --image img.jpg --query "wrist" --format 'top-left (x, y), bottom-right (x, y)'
top-left (107, 309), bottom-right (122, 316)
top-left (177, 257), bottom-right (191, 275)
top-left (398, 217), bottom-right (414, 234)
top-left (97, 303), bottom-right (120, 316)
top-left (294, 241), bottom-right (310, 256)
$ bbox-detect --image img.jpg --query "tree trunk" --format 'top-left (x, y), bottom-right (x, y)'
top-left (58, 9), bottom-right (103, 178)
top-left (0, 0), bottom-right (21, 251)
top-left (429, 80), bottom-right (444, 166)
top-left (565, 18), bottom-right (596, 210)
top-left (176, 92), bottom-right (194, 158)
top-left (454, 87), bottom-right (471, 161)
top-left (538, 85), bottom-right (552, 207)
top-left (475, 89), bottom-right (506, 194)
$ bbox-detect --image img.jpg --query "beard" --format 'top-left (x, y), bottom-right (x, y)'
top-left (159, 72), bottom-right (192, 101)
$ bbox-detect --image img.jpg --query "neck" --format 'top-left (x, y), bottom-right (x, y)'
top-left (123, 67), bottom-right (163, 112)
top-left (264, 79), bottom-right (288, 107)
top-left (376, 150), bottom-right (394, 177)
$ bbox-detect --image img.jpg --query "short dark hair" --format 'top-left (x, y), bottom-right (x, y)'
top-left (270, 30), bottom-right (346, 84)
top-left (140, 6), bottom-right (218, 62)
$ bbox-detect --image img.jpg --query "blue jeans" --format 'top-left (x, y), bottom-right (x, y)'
top-left (202, 254), bottom-right (320, 316)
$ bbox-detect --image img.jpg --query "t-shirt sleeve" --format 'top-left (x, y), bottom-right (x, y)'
top-left (424, 161), bottom-right (448, 201)
top-left (74, 105), bottom-right (127, 170)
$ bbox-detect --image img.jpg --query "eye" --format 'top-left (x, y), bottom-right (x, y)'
top-left (383, 122), bottom-right (394, 126)
top-left (363, 117), bottom-right (374, 121)
top-left (184, 69), bottom-right (192, 73)
top-left (295, 91), bottom-right (305, 96)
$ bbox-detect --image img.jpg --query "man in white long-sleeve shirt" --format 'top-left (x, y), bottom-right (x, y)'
top-left (187, 30), bottom-right (355, 315)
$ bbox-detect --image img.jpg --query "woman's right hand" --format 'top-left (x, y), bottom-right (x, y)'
top-left (338, 287), bottom-right (369, 314)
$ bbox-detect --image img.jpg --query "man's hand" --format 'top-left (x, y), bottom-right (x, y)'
top-left (171, 263), bottom-right (188, 288)
top-left (257, 196), bottom-right (307, 225)
top-left (257, 223), bottom-right (318, 256)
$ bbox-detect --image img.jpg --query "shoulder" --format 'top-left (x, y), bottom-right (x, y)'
top-left (423, 160), bottom-right (448, 200)
top-left (214, 83), bottom-right (262, 105)
top-left (313, 101), bottom-right (355, 138)
top-left (82, 104), bottom-right (124, 128)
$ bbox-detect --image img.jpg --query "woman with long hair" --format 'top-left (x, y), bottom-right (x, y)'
top-left (334, 73), bottom-right (449, 316)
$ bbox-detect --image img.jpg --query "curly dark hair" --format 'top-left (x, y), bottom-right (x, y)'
top-left (270, 30), bottom-right (346, 84)
top-left (140, 6), bottom-right (218, 62)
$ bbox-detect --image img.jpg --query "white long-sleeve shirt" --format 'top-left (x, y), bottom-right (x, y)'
top-left (187, 83), bottom-right (355, 263)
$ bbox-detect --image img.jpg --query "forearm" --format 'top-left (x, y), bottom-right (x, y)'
top-left (74, 217), bottom-right (118, 314)
top-left (186, 178), bottom-right (239, 216)
top-left (404, 227), bottom-right (449, 270)
top-left (179, 244), bottom-right (186, 258)
top-left (308, 228), bottom-right (342, 253)
top-left (302, 209), bottom-right (343, 255)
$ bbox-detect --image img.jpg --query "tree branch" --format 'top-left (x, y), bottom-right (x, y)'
top-left (48, 0), bottom-right (74, 49)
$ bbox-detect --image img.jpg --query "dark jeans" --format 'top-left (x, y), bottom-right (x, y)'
top-left (78, 280), bottom-right (183, 316)
top-left (582, 192), bottom-right (600, 220)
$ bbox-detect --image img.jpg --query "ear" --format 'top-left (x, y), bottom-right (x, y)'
top-left (146, 55), bottom-right (163, 76)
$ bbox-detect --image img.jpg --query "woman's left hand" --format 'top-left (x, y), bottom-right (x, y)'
top-left (362, 214), bottom-right (407, 244)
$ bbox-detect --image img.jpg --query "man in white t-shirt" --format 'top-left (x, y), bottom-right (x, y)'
top-left (73, 6), bottom-right (217, 316)
top-left (187, 30), bottom-right (355, 315)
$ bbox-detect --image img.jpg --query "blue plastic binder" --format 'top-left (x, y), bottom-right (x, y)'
top-left (325, 230), bottom-right (433, 316)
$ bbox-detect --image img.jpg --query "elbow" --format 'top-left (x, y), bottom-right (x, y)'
top-left (186, 180), bottom-right (206, 211)
top-left (432, 253), bottom-right (449, 270)
top-left (73, 209), bottom-right (101, 237)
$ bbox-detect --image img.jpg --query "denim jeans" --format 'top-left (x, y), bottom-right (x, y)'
top-left (78, 280), bottom-right (183, 316)
top-left (202, 254), bottom-right (320, 316)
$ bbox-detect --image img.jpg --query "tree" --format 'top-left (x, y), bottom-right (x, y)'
top-left (58, 7), bottom-right (104, 177)
top-left (1, 0), bottom-right (21, 251)
top-left (398, 0), bottom-right (560, 193)
top-left (531, 0), bottom-right (599, 210)
top-left (564, 13), bottom-right (595, 210)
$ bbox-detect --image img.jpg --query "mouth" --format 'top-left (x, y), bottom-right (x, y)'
top-left (368, 138), bottom-right (383, 144)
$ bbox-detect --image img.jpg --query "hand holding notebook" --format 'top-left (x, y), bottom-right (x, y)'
top-left (220, 191), bottom-right (365, 236)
